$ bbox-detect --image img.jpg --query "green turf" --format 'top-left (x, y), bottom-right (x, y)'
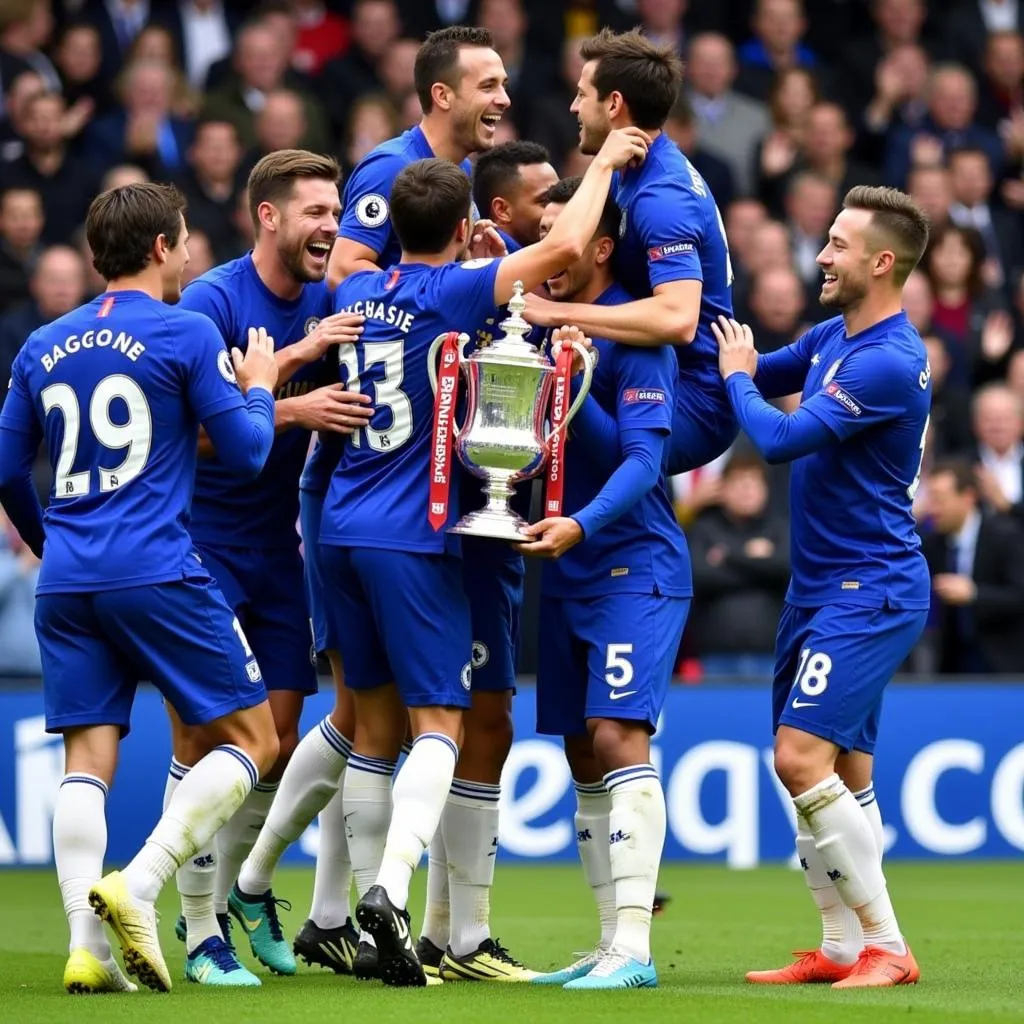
top-left (1, 862), bottom-right (1021, 1023)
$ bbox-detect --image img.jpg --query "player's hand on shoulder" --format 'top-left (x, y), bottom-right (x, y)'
top-left (468, 219), bottom-right (508, 260)
top-left (595, 126), bottom-right (651, 171)
top-left (293, 383), bottom-right (374, 433)
top-left (233, 326), bottom-right (280, 394)
top-left (711, 316), bottom-right (757, 379)
top-left (303, 311), bottom-right (365, 360)
top-left (518, 516), bottom-right (584, 559)
top-left (551, 324), bottom-right (598, 373)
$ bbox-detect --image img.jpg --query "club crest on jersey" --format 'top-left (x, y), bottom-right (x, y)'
top-left (304, 316), bottom-right (320, 336)
top-left (356, 193), bottom-right (389, 228)
top-left (648, 241), bottom-right (693, 262)
top-left (826, 381), bottom-right (861, 416)
top-left (471, 641), bottom-right (489, 669)
top-left (618, 209), bottom-right (628, 238)
top-left (822, 357), bottom-right (843, 386)
top-left (623, 388), bottom-right (666, 404)
top-left (217, 349), bottom-right (237, 384)
top-left (460, 661), bottom-right (472, 691)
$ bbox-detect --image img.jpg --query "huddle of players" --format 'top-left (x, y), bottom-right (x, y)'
top-left (0, 21), bottom-right (933, 998)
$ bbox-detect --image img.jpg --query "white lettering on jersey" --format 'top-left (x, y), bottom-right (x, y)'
top-left (40, 330), bottom-right (146, 373)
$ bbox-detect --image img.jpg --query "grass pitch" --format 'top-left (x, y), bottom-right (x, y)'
top-left (0, 862), bottom-right (1020, 1024)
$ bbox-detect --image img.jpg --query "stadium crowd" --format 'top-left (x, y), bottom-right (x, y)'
top-left (2, 0), bottom-right (1024, 677)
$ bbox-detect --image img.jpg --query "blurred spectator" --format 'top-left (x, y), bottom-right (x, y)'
top-left (2, 91), bottom-right (99, 245)
top-left (971, 382), bottom-right (1024, 523)
top-left (734, 216), bottom-right (793, 318)
top-left (688, 452), bottom-right (789, 677)
top-left (181, 226), bottom-right (214, 285)
top-left (784, 171), bottom-right (836, 294)
top-left (53, 21), bottom-right (113, 129)
top-left (0, 68), bottom-right (45, 164)
top-left (100, 163), bottom-right (148, 190)
top-left (976, 30), bottom-right (1024, 130)
top-left (85, 58), bottom-right (194, 178)
top-left (472, 140), bottom-right (557, 245)
top-left (126, 23), bottom-right (200, 118)
top-left (1007, 346), bottom-right (1024, 399)
top-left (528, 33), bottom-right (585, 172)
top-left (341, 93), bottom-right (399, 175)
top-left (747, 266), bottom-right (809, 352)
top-left (289, 0), bottom-right (350, 77)
top-left (1, 1), bottom-right (59, 93)
top-left (155, 0), bottom-right (239, 91)
top-left (923, 221), bottom-right (1013, 387)
top-left (735, 0), bottom-right (820, 104)
top-left (203, 20), bottom-right (328, 153)
top-left (902, 268), bottom-right (938, 333)
top-left (940, 0), bottom-right (1024, 80)
top-left (885, 63), bottom-right (1005, 188)
top-left (685, 32), bottom-right (770, 196)
top-left (79, 0), bottom-right (151, 87)
top-left (319, 0), bottom-right (401, 139)
top-left (754, 67), bottom-right (819, 215)
top-left (724, 197), bottom-right (767, 312)
top-left (662, 93), bottom-right (735, 210)
top-left (0, 510), bottom-right (41, 676)
top-left (861, 42), bottom-right (931, 165)
top-left (176, 118), bottom-right (243, 262)
top-left (637, 0), bottom-right (688, 54)
top-left (923, 457), bottom-right (1024, 674)
top-left (396, 86), bottom-right (421, 131)
top-left (378, 38), bottom-right (420, 110)
top-left (232, 185), bottom-right (255, 252)
top-left (924, 332), bottom-right (975, 457)
top-left (0, 244), bottom-right (86, 387)
top-left (948, 146), bottom-right (1022, 292)
top-left (72, 225), bottom-right (105, 299)
top-left (253, 88), bottom-right (307, 157)
top-left (0, 186), bottom-right (43, 310)
top-left (907, 162), bottom-right (953, 227)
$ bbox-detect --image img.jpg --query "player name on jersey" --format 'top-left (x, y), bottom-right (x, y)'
top-left (39, 329), bottom-right (146, 373)
top-left (340, 298), bottom-right (416, 334)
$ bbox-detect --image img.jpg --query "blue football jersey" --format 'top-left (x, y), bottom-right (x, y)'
top-left (180, 254), bottom-right (334, 548)
top-left (0, 291), bottom-right (247, 593)
top-left (321, 258), bottom-right (503, 554)
top-left (784, 312), bottom-right (931, 608)
top-left (542, 283), bottom-right (692, 599)
top-left (614, 133), bottom-right (734, 392)
top-left (340, 126), bottom-right (474, 270)
top-left (299, 433), bottom-right (345, 497)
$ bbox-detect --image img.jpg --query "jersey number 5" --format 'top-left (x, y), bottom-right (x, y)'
top-left (337, 341), bottom-right (412, 452)
top-left (41, 374), bottom-right (152, 498)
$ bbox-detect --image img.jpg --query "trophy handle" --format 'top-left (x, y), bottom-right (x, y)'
top-left (543, 341), bottom-right (596, 445)
top-left (427, 331), bottom-right (471, 432)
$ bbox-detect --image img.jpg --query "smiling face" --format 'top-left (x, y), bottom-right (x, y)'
top-left (446, 45), bottom-right (510, 154)
top-left (268, 177), bottom-right (341, 283)
top-left (816, 207), bottom-right (879, 310)
top-left (571, 59), bottom-right (614, 155)
top-left (504, 161), bottom-right (559, 244)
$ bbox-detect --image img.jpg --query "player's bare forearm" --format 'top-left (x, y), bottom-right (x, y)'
top-left (197, 428), bottom-right (216, 458)
top-left (540, 294), bottom-right (695, 347)
top-left (273, 340), bottom-right (318, 386)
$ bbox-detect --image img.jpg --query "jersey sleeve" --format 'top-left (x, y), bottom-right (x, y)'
top-left (178, 279), bottom-right (234, 342)
top-left (613, 346), bottom-right (676, 435)
top-left (181, 312), bottom-right (248, 420)
top-left (0, 352), bottom-right (41, 438)
top-left (438, 258), bottom-right (503, 322)
top-left (630, 182), bottom-right (705, 289)
top-left (754, 325), bottom-right (818, 399)
top-left (801, 345), bottom-right (914, 441)
top-left (0, 352), bottom-right (45, 556)
top-left (339, 153), bottom-right (403, 260)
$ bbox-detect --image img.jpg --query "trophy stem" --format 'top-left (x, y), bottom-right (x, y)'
top-left (448, 472), bottom-right (531, 541)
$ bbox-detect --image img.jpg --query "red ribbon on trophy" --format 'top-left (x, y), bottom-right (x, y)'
top-left (428, 331), bottom-right (462, 531)
top-left (544, 343), bottom-right (575, 518)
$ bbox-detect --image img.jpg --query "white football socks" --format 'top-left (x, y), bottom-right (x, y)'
top-left (604, 764), bottom-right (665, 965)
top-left (441, 779), bottom-right (500, 956)
top-left (343, 752), bottom-right (396, 902)
top-left (419, 830), bottom-right (450, 950)
top-left (123, 745), bottom-right (259, 905)
top-left (574, 779), bottom-right (616, 951)
top-left (213, 780), bottom-right (278, 914)
top-left (794, 774), bottom-right (905, 955)
top-left (854, 783), bottom-right (884, 856)
top-left (165, 760), bottom-right (220, 952)
top-left (309, 786), bottom-right (354, 929)
top-left (375, 732), bottom-right (458, 912)
top-left (54, 773), bottom-right (111, 959)
top-left (238, 717), bottom-right (351, 897)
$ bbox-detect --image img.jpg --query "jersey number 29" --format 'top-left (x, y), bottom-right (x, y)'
top-left (42, 374), bottom-right (152, 497)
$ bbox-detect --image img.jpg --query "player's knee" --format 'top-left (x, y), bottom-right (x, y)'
top-left (563, 734), bottom-right (600, 784)
top-left (772, 734), bottom-right (833, 797)
top-left (271, 726), bottom-right (299, 771)
top-left (589, 717), bottom-right (649, 771)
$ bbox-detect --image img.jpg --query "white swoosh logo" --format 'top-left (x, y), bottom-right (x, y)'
top-left (609, 690), bottom-right (637, 700)
top-left (791, 699), bottom-right (818, 708)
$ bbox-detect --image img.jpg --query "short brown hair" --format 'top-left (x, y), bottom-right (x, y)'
top-left (542, 175), bottom-right (620, 243)
top-left (923, 220), bottom-right (986, 298)
top-left (580, 28), bottom-right (683, 131)
top-left (843, 185), bottom-right (930, 287)
top-left (390, 158), bottom-right (472, 254)
top-left (246, 149), bottom-right (340, 233)
top-left (415, 26), bottom-right (494, 113)
top-left (86, 183), bottom-right (186, 281)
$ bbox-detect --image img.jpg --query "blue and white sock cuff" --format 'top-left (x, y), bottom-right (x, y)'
top-left (853, 784), bottom-right (876, 809)
top-left (348, 751), bottom-right (398, 777)
top-left (61, 772), bottom-right (109, 798)
top-left (573, 779), bottom-right (608, 797)
top-left (450, 778), bottom-right (501, 803)
top-left (319, 716), bottom-right (353, 759)
top-left (168, 757), bottom-right (190, 781)
top-left (400, 739), bottom-right (413, 756)
top-left (216, 744), bottom-right (259, 792)
top-left (414, 731), bottom-right (460, 762)
top-left (604, 763), bottom-right (659, 792)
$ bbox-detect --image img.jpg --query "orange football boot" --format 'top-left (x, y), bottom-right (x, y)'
top-left (832, 944), bottom-right (920, 988)
top-left (746, 949), bottom-right (856, 984)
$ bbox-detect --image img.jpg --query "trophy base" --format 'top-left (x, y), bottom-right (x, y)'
top-left (449, 508), bottom-right (531, 542)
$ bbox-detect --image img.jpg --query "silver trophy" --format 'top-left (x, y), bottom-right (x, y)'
top-left (429, 280), bottom-right (596, 541)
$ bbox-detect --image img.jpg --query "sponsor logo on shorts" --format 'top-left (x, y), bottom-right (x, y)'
top-left (825, 381), bottom-right (862, 416)
top-left (245, 659), bottom-right (262, 683)
top-left (648, 241), bottom-right (694, 261)
top-left (461, 661), bottom-right (472, 690)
